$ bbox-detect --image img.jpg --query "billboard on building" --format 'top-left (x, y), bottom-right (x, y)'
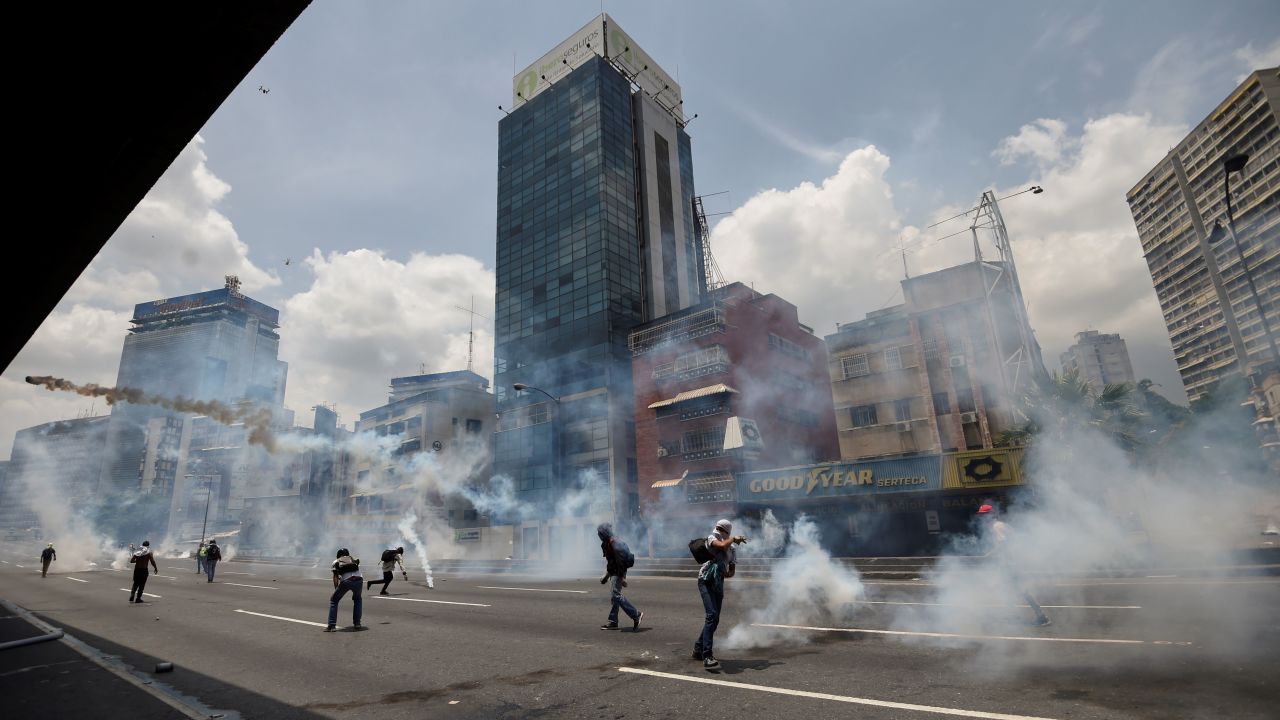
top-left (512, 14), bottom-right (682, 117)
top-left (133, 288), bottom-right (279, 327)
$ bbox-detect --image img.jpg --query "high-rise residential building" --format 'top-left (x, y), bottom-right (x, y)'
top-left (1126, 67), bottom-right (1280, 402)
top-left (630, 283), bottom-right (839, 537)
top-left (826, 261), bottom-right (1046, 461)
top-left (100, 276), bottom-right (289, 494)
top-left (1060, 330), bottom-right (1137, 392)
top-left (493, 14), bottom-right (705, 559)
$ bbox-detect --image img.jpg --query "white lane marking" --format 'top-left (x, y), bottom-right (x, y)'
top-left (65, 577), bottom-right (89, 583)
top-left (15, 564), bottom-right (25, 568)
top-left (1146, 575), bottom-right (1177, 578)
top-left (373, 596), bottom-right (489, 607)
top-left (234, 609), bottom-right (327, 627)
top-left (154, 575), bottom-right (178, 579)
top-left (165, 567), bottom-right (192, 572)
top-left (119, 588), bottom-right (163, 599)
top-left (0, 560), bottom-right (8, 564)
top-left (850, 600), bottom-right (1141, 610)
top-left (751, 623), bottom-right (1189, 645)
top-left (1050, 578), bottom-right (1280, 587)
top-left (476, 586), bottom-right (588, 594)
top-left (222, 582), bottom-right (277, 590)
top-left (618, 667), bottom-right (1061, 720)
top-left (220, 571), bottom-right (254, 575)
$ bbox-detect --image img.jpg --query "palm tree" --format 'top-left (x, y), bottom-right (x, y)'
top-left (997, 368), bottom-right (1147, 451)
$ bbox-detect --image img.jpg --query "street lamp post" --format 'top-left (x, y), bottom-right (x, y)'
top-left (512, 381), bottom-right (562, 488)
top-left (198, 476), bottom-right (214, 549)
top-left (1214, 153), bottom-right (1280, 367)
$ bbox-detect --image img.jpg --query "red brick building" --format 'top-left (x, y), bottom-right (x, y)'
top-left (629, 283), bottom-right (839, 530)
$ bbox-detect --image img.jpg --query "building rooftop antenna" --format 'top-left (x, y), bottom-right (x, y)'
top-left (693, 193), bottom-right (727, 292)
top-left (455, 296), bottom-right (491, 372)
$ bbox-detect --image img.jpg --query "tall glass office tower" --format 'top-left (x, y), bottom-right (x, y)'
top-left (98, 277), bottom-right (289, 494)
top-left (494, 14), bottom-right (704, 557)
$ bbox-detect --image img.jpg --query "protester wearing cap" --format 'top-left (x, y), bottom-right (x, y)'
top-left (40, 543), bottom-right (56, 578)
top-left (977, 503), bottom-right (1050, 627)
top-left (694, 519), bottom-right (747, 672)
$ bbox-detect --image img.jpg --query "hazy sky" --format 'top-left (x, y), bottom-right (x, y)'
top-left (4, 1), bottom-right (1279, 456)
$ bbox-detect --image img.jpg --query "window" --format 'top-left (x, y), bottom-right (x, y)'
top-left (850, 404), bottom-right (878, 427)
top-left (884, 346), bottom-right (902, 371)
top-left (894, 398), bottom-right (912, 421)
top-left (922, 337), bottom-right (939, 360)
top-left (769, 333), bottom-right (810, 359)
top-left (956, 389), bottom-right (976, 413)
top-left (681, 425), bottom-right (726, 454)
top-left (841, 354), bottom-right (870, 379)
top-left (932, 392), bottom-right (951, 415)
top-left (465, 419), bottom-right (483, 434)
top-left (653, 345), bottom-right (729, 380)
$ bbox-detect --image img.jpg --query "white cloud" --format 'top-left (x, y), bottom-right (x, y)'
top-left (711, 146), bottom-right (907, 332)
top-left (71, 135), bottom-right (279, 310)
top-left (994, 119), bottom-right (1071, 168)
top-left (1234, 39), bottom-right (1280, 81)
top-left (712, 113), bottom-right (1191, 404)
top-left (280, 249), bottom-right (495, 430)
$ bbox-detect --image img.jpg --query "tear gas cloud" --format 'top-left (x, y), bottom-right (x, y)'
top-left (26, 376), bottom-right (279, 451)
top-left (722, 377), bottom-right (1276, 669)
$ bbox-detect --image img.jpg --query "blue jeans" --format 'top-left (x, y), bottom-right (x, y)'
top-left (608, 575), bottom-right (638, 623)
top-left (328, 577), bottom-right (363, 627)
top-left (205, 559), bottom-right (218, 581)
top-left (695, 578), bottom-right (724, 658)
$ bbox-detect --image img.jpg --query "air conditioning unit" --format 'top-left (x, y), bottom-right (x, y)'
top-left (959, 412), bottom-right (979, 424)
top-left (656, 446), bottom-right (669, 458)
top-left (895, 421), bottom-right (912, 432)
top-left (949, 355), bottom-right (966, 368)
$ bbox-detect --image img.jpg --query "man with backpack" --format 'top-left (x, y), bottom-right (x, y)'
top-left (367, 546), bottom-right (407, 595)
top-left (128, 540), bottom-right (158, 603)
top-left (597, 523), bottom-right (642, 631)
top-left (326, 548), bottom-right (363, 632)
top-left (40, 543), bottom-right (56, 577)
top-left (691, 519), bottom-right (747, 672)
top-left (204, 539), bottom-right (222, 582)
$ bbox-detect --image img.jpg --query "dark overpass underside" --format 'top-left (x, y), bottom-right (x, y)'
top-left (8, 2), bottom-right (311, 372)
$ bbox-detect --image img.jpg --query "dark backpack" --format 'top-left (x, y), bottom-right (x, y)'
top-left (206, 545), bottom-right (221, 561)
top-left (334, 556), bottom-right (360, 575)
top-left (613, 540), bottom-right (635, 569)
top-left (381, 549), bottom-right (399, 563)
top-left (689, 537), bottom-right (713, 564)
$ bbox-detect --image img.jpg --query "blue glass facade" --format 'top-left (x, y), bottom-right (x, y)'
top-left (494, 57), bottom-right (646, 513)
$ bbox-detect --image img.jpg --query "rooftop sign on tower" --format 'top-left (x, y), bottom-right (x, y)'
top-left (512, 13), bottom-right (682, 119)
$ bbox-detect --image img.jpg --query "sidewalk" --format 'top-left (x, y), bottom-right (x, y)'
top-left (0, 599), bottom-right (196, 719)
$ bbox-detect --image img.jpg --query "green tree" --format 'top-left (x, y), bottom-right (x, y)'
top-left (997, 368), bottom-right (1146, 451)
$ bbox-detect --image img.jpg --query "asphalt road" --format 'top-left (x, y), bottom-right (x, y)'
top-left (1, 551), bottom-right (1277, 720)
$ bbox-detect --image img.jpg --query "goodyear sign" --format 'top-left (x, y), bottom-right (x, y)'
top-left (739, 455), bottom-right (942, 501)
top-left (738, 448), bottom-right (1024, 502)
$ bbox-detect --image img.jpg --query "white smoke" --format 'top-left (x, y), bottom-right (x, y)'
top-left (723, 516), bottom-right (865, 649)
top-left (397, 511), bottom-right (434, 589)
